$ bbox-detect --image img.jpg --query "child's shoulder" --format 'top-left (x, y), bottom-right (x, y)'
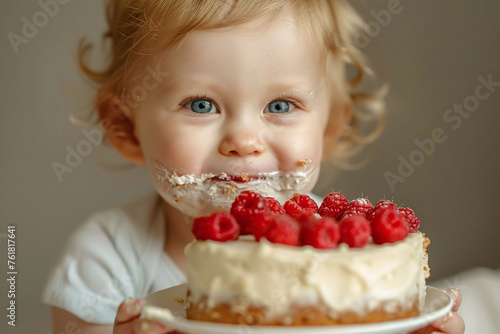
top-left (43, 193), bottom-right (166, 321)
top-left (75, 192), bottom-right (162, 237)
top-left (66, 192), bottom-right (164, 258)
top-left (89, 192), bottom-right (161, 222)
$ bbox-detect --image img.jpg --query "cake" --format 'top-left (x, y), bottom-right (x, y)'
top-left (185, 191), bottom-right (431, 326)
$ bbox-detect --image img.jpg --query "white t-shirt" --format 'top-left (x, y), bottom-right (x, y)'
top-left (42, 193), bottom-right (185, 324)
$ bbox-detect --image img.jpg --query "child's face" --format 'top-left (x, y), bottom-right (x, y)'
top-left (128, 8), bottom-right (333, 215)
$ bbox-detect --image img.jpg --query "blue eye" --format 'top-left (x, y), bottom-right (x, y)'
top-left (187, 99), bottom-right (217, 113)
top-left (266, 100), bottom-right (293, 113)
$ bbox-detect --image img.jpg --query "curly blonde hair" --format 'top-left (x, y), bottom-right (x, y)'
top-left (79, 0), bottom-right (384, 166)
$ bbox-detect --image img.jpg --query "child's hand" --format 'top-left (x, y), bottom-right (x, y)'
top-left (410, 288), bottom-right (465, 334)
top-left (113, 298), bottom-right (172, 334)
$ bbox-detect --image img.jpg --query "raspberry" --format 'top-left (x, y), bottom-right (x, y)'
top-left (295, 211), bottom-right (318, 225)
top-left (318, 192), bottom-right (349, 220)
top-left (265, 197), bottom-right (286, 215)
top-left (373, 199), bottom-right (396, 211)
top-left (398, 207), bottom-right (420, 233)
top-left (345, 198), bottom-right (373, 217)
top-left (192, 212), bottom-right (240, 241)
top-left (341, 208), bottom-right (364, 220)
top-left (284, 195), bottom-right (318, 219)
top-left (339, 215), bottom-right (371, 248)
top-left (342, 198), bottom-right (374, 220)
top-left (249, 212), bottom-right (275, 241)
top-left (301, 217), bottom-right (340, 249)
top-left (368, 200), bottom-right (396, 222)
top-left (263, 214), bottom-right (300, 246)
top-left (370, 205), bottom-right (408, 244)
top-left (230, 191), bottom-right (269, 234)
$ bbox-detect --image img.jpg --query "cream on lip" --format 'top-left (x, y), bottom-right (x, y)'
top-left (151, 160), bottom-right (317, 217)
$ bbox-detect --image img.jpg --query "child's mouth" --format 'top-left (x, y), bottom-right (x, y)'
top-left (151, 160), bottom-right (318, 217)
top-left (152, 160), bottom-right (313, 187)
top-left (211, 173), bottom-right (260, 183)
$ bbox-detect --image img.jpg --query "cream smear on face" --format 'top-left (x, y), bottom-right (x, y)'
top-left (153, 160), bottom-right (317, 217)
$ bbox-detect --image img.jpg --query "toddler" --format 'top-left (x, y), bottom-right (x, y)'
top-left (43, 0), bottom-right (464, 333)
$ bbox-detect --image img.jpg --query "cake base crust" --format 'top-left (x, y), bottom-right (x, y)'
top-left (187, 295), bottom-right (420, 326)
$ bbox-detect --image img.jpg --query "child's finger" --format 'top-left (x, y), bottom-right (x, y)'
top-left (133, 319), bottom-right (171, 333)
top-left (432, 312), bottom-right (465, 334)
top-left (444, 288), bottom-right (462, 312)
top-left (409, 288), bottom-right (464, 334)
top-left (113, 318), bottom-right (169, 334)
top-left (115, 298), bottom-right (145, 324)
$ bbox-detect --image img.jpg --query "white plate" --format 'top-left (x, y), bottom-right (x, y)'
top-left (144, 284), bottom-right (452, 334)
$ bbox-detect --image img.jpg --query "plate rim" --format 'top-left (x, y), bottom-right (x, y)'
top-left (144, 284), bottom-right (453, 334)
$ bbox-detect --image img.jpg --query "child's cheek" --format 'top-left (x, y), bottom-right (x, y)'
top-left (137, 114), bottom-right (213, 174)
top-left (281, 122), bottom-right (325, 191)
top-left (277, 125), bottom-right (324, 168)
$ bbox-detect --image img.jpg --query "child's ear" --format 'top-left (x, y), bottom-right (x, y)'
top-left (98, 94), bottom-right (146, 165)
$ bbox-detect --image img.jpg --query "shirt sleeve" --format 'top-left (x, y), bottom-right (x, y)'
top-left (42, 195), bottom-right (165, 324)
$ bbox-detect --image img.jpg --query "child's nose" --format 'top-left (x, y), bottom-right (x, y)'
top-left (218, 127), bottom-right (266, 157)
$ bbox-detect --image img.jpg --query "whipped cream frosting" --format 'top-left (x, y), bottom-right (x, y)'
top-left (185, 232), bottom-right (430, 320)
top-left (152, 160), bottom-right (317, 217)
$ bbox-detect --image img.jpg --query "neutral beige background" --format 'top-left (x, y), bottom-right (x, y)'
top-left (1, 0), bottom-right (499, 332)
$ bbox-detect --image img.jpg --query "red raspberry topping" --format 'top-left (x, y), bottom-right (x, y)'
top-left (370, 205), bottom-right (408, 244)
top-left (318, 192), bottom-right (349, 220)
top-left (373, 199), bottom-right (396, 211)
top-left (339, 215), bottom-right (371, 248)
top-left (301, 217), bottom-right (340, 249)
top-left (284, 195), bottom-right (318, 219)
top-left (192, 212), bottom-right (240, 241)
top-left (368, 200), bottom-right (396, 221)
top-left (342, 198), bottom-right (374, 220)
top-left (263, 214), bottom-right (300, 246)
top-left (341, 208), bottom-right (363, 220)
top-left (295, 211), bottom-right (318, 225)
top-left (398, 207), bottom-right (420, 233)
top-left (230, 191), bottom-right (269, 235)
top-left (265, 197), bottom-right (286, 215)
top-left (249, 212), bottom-right (275, 241)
